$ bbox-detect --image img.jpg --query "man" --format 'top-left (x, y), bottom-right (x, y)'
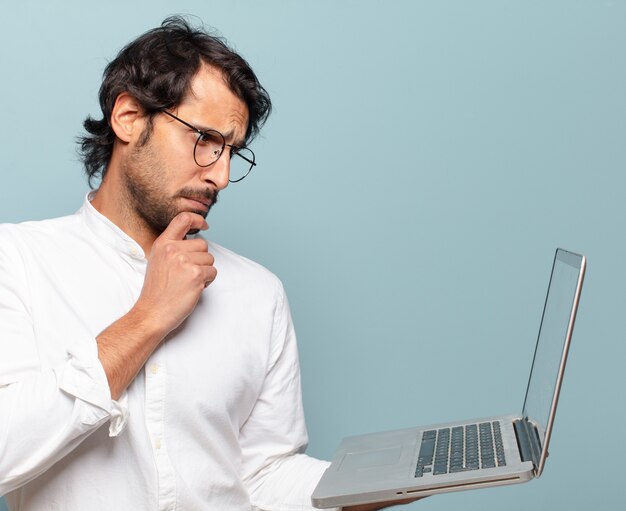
top-left (0, 17), bottom-right (412, 511)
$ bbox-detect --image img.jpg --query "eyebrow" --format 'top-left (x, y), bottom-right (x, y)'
top-left (220, 129), bottom-right (247, 148)
top-left (192, 122), bottom-right (214, 133)
top-left (194, 123), bottom-right (246, 148)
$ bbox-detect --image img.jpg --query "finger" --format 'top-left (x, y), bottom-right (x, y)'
top-left (203, 266), bottom-right (218, 287)
top-left (177, 237), bottom-right (209, 253)
top-left (195, 265), bottom-right (218, 289)
top-left (172, 257), bottom-right (216, 287)
top-left (177, 251), bottom-right (215, 267)
top-left (160, 212), bottom-right (208, 241)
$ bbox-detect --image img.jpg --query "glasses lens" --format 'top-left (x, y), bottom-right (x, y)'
top-left (194, 131), bottom-right (225, 167)
top-left (229, 147), bottom-right (256, 183)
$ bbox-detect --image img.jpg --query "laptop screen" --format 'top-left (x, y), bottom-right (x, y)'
top-left (522, 249), bottom-right (585, 470)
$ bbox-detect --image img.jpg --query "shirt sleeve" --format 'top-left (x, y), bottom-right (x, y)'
top-left (239, 282), bottom-right (339, 511)
top-left (0, 226), bottom-right (128, 495)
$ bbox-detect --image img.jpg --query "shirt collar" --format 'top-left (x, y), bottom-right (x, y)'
top-left (79, 192), bottom-right (146, 260)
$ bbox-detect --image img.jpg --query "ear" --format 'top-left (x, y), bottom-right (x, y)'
top-left (110, 92), bottom-right (145, 143)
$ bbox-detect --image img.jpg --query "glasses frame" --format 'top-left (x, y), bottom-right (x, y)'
top-left (160, 110), bottom-right (256, 183)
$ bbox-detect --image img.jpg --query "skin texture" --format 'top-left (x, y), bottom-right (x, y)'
top-left (89, 64), bottom-right (418, 511)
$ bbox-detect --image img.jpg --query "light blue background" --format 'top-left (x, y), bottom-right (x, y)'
top-left (1, 1), bottom-right (624, 510)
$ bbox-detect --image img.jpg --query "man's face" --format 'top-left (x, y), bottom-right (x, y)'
top-left (121, 65), bottom-right (249, 235)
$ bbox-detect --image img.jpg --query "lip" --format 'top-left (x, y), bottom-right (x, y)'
top-left (182, 196), bottom-right (211, 211)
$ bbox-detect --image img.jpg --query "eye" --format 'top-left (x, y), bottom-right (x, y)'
top-left (195, 131), bottom-right (224, 159)
top-left (197, 131), bottom-right (222, 147)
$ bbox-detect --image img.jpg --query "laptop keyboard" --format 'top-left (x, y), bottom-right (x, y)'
top-left (415, 421), bottom-right (506, 477)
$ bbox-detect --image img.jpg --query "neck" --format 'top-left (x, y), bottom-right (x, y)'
top-left (90, 171), bottom-right (158, 256)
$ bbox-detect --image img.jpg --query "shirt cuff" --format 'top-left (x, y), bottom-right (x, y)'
top-left (55, 339), bottom-right (129, 436)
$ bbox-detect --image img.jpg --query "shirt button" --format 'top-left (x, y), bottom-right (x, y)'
top-left (150, 364), bottom-right (159, 375)
top-left (130, 247), bottom-right (138, 256)
top-left (154, 438), bottom-right (162, 450)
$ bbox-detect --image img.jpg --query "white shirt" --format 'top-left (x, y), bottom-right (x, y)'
top-left (0, 196), bottom-right (334, 511)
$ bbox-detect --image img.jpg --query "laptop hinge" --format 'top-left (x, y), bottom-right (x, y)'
top-left (513, 418), bottom-right (541, 469)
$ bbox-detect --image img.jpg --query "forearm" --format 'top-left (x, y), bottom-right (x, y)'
top-left (96, 306), bottom-right (166, 400)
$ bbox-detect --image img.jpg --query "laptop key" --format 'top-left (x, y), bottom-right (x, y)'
top-left (492, 421), bottom-right (507, 466)
top-left (415, 421), bottom-right (507, 477)
top-left (433, 466), bottom-right (448, 475)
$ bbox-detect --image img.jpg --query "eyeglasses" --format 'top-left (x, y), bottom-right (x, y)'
top-left (161, 110), bottom-right (256, 183)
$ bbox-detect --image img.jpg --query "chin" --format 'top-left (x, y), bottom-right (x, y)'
top-left (186, 208), bottom-right (210, 219)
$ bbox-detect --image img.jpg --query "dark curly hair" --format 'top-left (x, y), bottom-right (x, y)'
top-left (78, 16), bottom-right (272, 186)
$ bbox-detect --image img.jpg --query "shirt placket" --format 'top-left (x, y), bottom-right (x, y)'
top-left (145, 357), bottom-right (177, 511)
top-left (126, 250), bottom-right (177, 511)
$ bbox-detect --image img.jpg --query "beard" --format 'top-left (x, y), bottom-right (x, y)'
top-left (121, 137), bottom-right (219, 236)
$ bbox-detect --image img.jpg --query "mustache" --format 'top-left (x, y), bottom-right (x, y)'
top-left (177, 187), bottom-right (219, 206)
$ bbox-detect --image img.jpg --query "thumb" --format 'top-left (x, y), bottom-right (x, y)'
top-left (160, 212), bottom-right (209, 241)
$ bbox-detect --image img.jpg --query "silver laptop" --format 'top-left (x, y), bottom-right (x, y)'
top-left (312, 248), bottom-right (586, 508)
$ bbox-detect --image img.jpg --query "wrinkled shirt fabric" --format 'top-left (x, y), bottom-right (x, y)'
top-left (0, 196), bottom-right (333, 511)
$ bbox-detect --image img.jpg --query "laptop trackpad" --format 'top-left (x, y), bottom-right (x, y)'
top-left (339, 446), bottom-right (403, 471)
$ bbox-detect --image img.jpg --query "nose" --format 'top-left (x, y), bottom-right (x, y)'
top-left (199, 152), bottom-right (230, 190)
